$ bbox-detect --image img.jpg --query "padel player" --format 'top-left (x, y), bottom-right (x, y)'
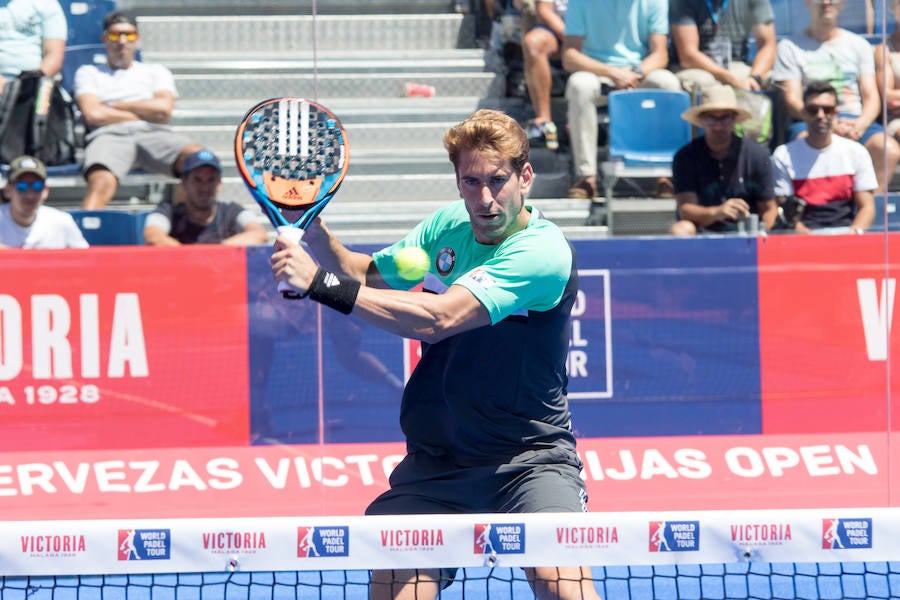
top-left (270, 109), bottom-right (601, 600)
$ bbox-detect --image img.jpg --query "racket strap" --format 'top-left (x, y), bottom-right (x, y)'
top-left (305, 268), bottom-right (361, 315)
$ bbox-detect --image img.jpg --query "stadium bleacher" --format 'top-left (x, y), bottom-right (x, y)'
top-left (30, 0), bottom-right (900, 243)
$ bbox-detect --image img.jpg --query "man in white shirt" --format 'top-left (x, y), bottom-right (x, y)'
top-left (74, 10), bottom-right (202, 210)
top-left (771, 81), bottom-right (877, 234)
top-left (0, 155), bottom-right (88, 248)
top-left (771, 0), bottom-right (898, 194)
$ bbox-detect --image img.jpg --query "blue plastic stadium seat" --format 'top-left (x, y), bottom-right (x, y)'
top-left (59, 0), bottom-right (118, 47)
top-left (873, 194), bottom-right (900, 232)
top-left (606, 89), bottom-right (692, 166)
top-left (61, 43), bottom-right (108, 95)
top-left (134, 209), bottom-right (151, 244)
top-left (68, 209), bottom-right (141, 245)
top-left (599, 89), bottom-right (692, 230)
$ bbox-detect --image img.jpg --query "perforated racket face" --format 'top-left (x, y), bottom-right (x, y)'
top-left (235, 98), bottom-right (349, 209)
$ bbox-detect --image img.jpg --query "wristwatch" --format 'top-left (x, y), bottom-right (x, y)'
top-left (750, 74), bottom-right (764, 86)
top-left (853, 227), bottom-right (865, 235)
top-left (633, 65), bottom-right (644, 77)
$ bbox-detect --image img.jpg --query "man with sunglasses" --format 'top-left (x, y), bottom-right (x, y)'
top-left (669, 84), bottom-right (776, 235)
top-left (0, 155), bottom-right (88, 248)
top-left (771, 0), bottom-right (899, 194)
top-left (73, 10), bottom-right (202, 210)
top-left (771, 80), bottom-right (877, 234)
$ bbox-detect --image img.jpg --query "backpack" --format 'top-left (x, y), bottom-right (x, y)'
top-left (0, 72), bottom-right (78, 166)
top-left (733, 89), bottom-right (773, 146)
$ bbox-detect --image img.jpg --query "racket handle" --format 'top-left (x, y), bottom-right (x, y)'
top-left (276, 226), bottom-right (307, 299)
top-left (276, 226), bottom-right (305, 244)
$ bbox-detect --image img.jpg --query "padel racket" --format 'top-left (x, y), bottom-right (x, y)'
top-left (234, 97), bottom-right (350, 297)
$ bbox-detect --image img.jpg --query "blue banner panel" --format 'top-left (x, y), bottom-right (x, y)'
top-left (246, 238), bottom-right (763, 444)
top-left (567, 238), bottom-right (762, 437)
top-left (246, 247), bottom-right (404, 445)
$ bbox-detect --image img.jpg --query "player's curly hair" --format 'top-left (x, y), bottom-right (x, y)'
top-left (443, 109), bottom-right (529, 174)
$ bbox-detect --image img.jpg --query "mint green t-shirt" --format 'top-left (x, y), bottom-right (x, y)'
top-left (373, 201), bottom-right (581, 467)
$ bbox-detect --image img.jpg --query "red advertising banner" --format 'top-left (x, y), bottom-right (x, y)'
top-left (0, 247), bottom-right (250, 451)
top-left (0, 433), bottom-right (891, 521)
top-left (757, 236), bottom-right (900, 434)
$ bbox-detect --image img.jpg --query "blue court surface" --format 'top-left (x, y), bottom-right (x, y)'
top-left (5, 563), bottom-right (900, 599)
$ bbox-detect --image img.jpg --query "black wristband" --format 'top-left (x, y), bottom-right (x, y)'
top-left (306, 267), bottom-right (360, 315)
top-left (751, 74), bottom-right (763, 86)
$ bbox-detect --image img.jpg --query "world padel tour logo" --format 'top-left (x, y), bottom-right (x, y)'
top-left (649, 521), bottom-right (700, 552)
top-left (117, 529), bottom-right (171, 560)
top-left (822, 518), bottom-right (873, 549)
top-left (474, 523), bottom-right (526, 555)
top-left (297, 526), bottom-right (350, 557)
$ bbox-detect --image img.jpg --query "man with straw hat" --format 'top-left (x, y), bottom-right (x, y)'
top-left (669, 84), bottom-right (777, 236)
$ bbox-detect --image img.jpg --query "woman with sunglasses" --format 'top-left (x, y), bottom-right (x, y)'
top-left (0, 155), bottom-right (88, 248)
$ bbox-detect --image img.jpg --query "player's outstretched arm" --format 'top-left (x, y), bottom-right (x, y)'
top-left (300, 218), bottom-right (389, 289)
top-left (271, 228), bottom-right (491, 343)
top-left (352, 283), bottom-right (490, 343)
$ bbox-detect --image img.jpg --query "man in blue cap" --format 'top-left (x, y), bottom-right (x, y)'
top-left (143, 149), bottom-right (268, 246)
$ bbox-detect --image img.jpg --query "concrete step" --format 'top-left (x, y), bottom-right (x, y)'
top-left (268, 197), bottom-right (607, 245)
top-left (172, 72), bottom-right (504, 102)
top-left (180, 121), bottom-right (459, 155)
top-left (171, 96), bottom-right (504, 126)
top-left (120, 0), bottom-right (459, 17)
top-left (138, 14), bottom-right (475, 54)
top-left (147, 50), bottom-right (493, 75)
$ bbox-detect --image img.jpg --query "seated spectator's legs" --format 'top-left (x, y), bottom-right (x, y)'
top-left (522, 25), bottom-right (560, 145)
top-left (864, 131), bottom-right (900, 194)
top-left (81, 122), bottom-right (203, 208)
top-left (565, 70), bottom-right (606, 198)
top-left (81, 125), bottom-right (139, 209)
top-left (639, 69), bottom-right (682, 92)
top-left (670, 219), bottom-right (699, 236)
top-left (888, 118), bottom-right (900, 141)
top-left (83, 167), bottom-right (120, 210)
top-left (676, 63), bottom-right (755, 95)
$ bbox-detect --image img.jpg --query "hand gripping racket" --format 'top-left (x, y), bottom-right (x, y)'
top-left (234, 97), bottom-right (350, 297)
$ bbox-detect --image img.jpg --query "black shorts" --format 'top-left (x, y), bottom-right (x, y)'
top-left (365, 448), bottom-right (588, 516)
top-left (365, 450), bottom-right (588, 588)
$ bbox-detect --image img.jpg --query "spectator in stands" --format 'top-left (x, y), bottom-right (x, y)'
top-left (562, 0), bottom-right (681, 200)
top-left (0, 155), bottom-right (88, 248)
top-left (771, 0), bottom-right (899, 194)
top-left (771, 81), bottom-right (877, 234)
top-left (874, 0), bottom-right (900, 147)
top-left (0, 0), bottom-right (66, 91)
top-left (143, 149), bottom-right (268, 246)
top-left (670, 85), bottom-right (777, 235)
top-left (515, 0), bottom-right (567, 150)
top-left (74, 10), bottom-right (202, 210)
top-left (668, 0), bottom-right (777, 94)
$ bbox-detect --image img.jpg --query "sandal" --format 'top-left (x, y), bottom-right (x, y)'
top-left (567, 177), bottom-right (597, 200)
top-left (656, 177), bottom-right (674, 199)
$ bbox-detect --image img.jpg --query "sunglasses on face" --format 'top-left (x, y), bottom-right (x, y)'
top-left (804, 104), bottom-right (838, 116)
top-left (701, 113), bottom-right (737, 125)
top-left (106, 31), bottom-right (138, 42)
top-left (14, 180), bottom-right (45, 192)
